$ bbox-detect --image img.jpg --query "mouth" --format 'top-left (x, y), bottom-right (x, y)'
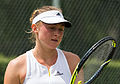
top-left (51, 39), bottom-right (59, 42)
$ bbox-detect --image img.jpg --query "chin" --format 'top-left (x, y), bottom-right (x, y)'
top-left (48, 45), bottom-right (59, 50)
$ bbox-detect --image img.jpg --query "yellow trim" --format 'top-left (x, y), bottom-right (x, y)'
top-left (48, 69), bottom-right (50, 77)
top-left (70, 64), bottom-right (79, 84)
top-left (78, 81), bottom-right (82, 84)
top-left (112, 40), bottom-right (116, 47)
top-left (101, 59), bottom-right (111, 66)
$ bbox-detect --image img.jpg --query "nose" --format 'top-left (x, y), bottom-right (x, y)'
top-left (54, 29), bottom-right (60, 36)
top-left (54, 29), bottom-right (63, 37)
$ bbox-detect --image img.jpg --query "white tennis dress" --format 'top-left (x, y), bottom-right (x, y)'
top-left (23, 48), bottom-right (71, 84)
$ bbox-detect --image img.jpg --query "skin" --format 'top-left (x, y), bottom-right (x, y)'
top-left (4, 22), bottom-right (84, 84)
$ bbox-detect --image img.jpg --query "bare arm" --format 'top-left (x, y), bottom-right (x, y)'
top-left (63, 51), bottom-right (84, 84)
top-left (4, 60), bottom-right (20, 84)
top-left (4, 54), bottom-right (26, 84)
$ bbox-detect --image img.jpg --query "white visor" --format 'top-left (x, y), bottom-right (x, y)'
top-left (32, 10), bottom-right (71, 27)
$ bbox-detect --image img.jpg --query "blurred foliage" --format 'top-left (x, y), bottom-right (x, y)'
top-left (0, 54), bottom-right (14, 84)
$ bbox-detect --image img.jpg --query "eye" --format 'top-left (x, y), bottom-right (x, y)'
top-left (50, 27), bottom-right (55, 29)
top-left (49, 27), bottom-right (56, 30)
top-left (59, 28), bottom-right (64, 31)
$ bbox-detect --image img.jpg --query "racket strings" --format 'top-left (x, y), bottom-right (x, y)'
top-left (83, 40), bottom-right (113, 82)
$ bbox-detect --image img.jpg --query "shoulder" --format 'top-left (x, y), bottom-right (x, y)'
top-left (63, 51), bottom-right (80, 61)
top-left (62, 50), bottom-right (80, 74)
top-left (4, 53), bottom-right (27, 84)
top-left (8, 53), bottom-right (26, 70)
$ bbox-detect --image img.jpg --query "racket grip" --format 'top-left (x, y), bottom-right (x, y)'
top-left (78, 81), bottom-right (82, 84)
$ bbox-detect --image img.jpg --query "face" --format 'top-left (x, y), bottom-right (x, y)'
top-left (35, 22), bottom-right (65, 49)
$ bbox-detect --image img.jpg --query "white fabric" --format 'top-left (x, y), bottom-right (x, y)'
top-left (23, 48), bottom-right (71, 84)
top-left (32, 10), bottom-right (70, 25)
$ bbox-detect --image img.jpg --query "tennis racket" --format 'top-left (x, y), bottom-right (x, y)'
top-left (70, 36), bottom-right (117, 84)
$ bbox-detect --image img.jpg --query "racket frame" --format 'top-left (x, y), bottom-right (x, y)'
top-left (70, 36), bottom-right (116, 84)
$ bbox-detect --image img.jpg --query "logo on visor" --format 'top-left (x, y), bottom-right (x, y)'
top-left (56, 13), bottom-right (61, 16)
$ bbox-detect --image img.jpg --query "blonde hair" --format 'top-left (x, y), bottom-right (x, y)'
top-left (29, 6), bottom-right (62, 43)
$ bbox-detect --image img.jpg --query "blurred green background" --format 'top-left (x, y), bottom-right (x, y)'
top-left (0, 0), bottom-right (120, 84)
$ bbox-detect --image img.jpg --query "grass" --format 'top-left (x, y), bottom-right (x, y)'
top-left (0, 54), bottom-right (15, 84)
top-left (108, 60), bottom-right (120, 68)
top-left (0, 54), bottom-right (15, 63)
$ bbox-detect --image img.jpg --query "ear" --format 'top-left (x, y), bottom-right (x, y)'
top-left (31, 24), bottom-right (38, 33)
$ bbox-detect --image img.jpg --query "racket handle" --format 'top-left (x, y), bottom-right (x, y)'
top-left (78, 81), bottom-right (82, 84)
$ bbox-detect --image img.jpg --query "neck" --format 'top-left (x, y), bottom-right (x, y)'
top-left (32, 42), bottom-right (58, 68)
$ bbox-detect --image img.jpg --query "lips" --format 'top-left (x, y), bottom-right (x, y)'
top-left (51, 39), bottom-right (58, 42)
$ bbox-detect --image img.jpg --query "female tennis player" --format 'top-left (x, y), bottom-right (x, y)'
top-left (4, 6), bottom-right (84, 84)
